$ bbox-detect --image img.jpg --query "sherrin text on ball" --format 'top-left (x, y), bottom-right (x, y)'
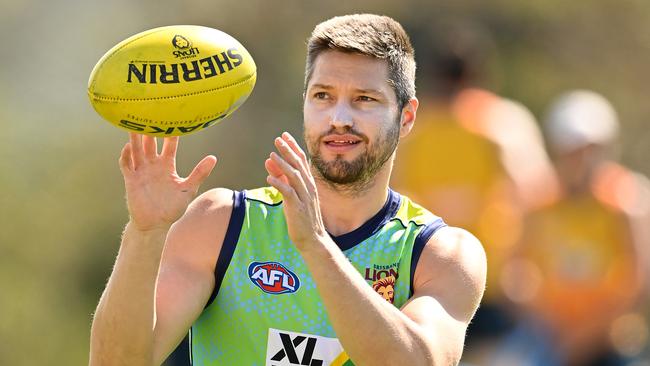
top-left (88, 25), bottom-right (256, 136)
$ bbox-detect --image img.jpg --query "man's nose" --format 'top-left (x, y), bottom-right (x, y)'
top-left (330, 101), bottom-right (354, 129)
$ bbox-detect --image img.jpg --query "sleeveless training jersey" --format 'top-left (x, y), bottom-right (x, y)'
top-left (190, 187), bottom-right (446, 366)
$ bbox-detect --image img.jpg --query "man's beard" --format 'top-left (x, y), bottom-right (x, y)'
top-left (306, 120), bottom-right (400, 193)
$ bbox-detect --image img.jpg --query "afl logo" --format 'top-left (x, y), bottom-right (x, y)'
top-left (248, 261), bottom-right (301, 295)
top-left (171, 35), bottom-right (192, 49)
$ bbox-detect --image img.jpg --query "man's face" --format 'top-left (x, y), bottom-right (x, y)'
top-left (377, 284), bottom-right (395, 303)
top-left (303, 51), bottom-right (402, 187)
top-left (553, 144), bottom-right (604, 194)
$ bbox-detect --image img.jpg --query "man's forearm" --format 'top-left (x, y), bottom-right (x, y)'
top-left (89, 223), bottom-right (169, 366)
top-left (300, 239), bottom-right (435, 366)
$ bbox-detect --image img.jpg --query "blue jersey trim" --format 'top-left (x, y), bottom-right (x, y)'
top-left (204, 190), bottom-right (246, 308)
top-left (410, 218), bottom-right (447, 297)
top-left (330, 189), bottom-right (401, 251)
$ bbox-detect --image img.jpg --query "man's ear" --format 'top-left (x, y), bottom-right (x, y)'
top-left (399, 98), bottom-right (418, 138)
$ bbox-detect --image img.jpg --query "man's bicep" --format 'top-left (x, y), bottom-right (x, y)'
top-left (400, 227), bottom-right (487, 360)
top-left (400, 292), bottom-right (468, 361)
top-left (153, 259), bottom-right (214, 364)
top-left (151, 188), bottom-right (234, 364)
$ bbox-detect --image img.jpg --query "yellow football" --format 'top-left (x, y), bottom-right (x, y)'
top-left (88, 25), bottom-right (256, 136)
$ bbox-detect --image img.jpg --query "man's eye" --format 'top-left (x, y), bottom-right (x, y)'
top-left (314, 92), bottom-right (328, 99)
top-left (358, 96), bottom-right (375, 102)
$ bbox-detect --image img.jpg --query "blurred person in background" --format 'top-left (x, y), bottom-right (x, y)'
top-left (498, 90), bottom-right (650, 366)
top-left (392, 23), bottom-right (558, 363)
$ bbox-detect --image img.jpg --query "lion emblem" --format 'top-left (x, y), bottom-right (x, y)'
top-left (372, 276), bottom-right (396, 304)
top-left (172, 35), bottom-right (191, 49)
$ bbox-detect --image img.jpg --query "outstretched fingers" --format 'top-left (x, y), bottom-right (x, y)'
top-left (274, 135), bottom-right (316, 196)
top-left (275, 136), bottom-right (306, 172)
top-left (265, 155), bottom-right (285, 179)
top-left (129, 134), bottom-right (179, 169)
top-left (281, 132), bottom-right (309, 168)
top-left (268, 151), bottom-right (311, 201)
top-left (184, 155), bottom-right (217, 192)
top-left (265, 156), bottom-right (298, 201)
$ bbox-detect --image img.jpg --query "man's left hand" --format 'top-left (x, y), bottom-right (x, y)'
top-left (264, 132), bottom-right (329, 251)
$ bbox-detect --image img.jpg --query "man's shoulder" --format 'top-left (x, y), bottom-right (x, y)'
top-left (415, 226), bottom-right (486, 295)
top-left (410, 225), bottom-right (486, 322)
top-left (194, 187), bottom-right (235, 208)
top-left (423, 226), bottom-right (485, 264)
top-left (185, 186), bottom-right (286, 227)
top-left (176, 188), bottom-right (236, 231)
top-left (193, 186), bottom-right (284, 208)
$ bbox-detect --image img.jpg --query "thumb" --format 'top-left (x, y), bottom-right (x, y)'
top-left (185, 155), bottom-right (217, 191)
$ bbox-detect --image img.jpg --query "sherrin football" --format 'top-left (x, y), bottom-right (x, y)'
top-left (88, 25), bottom-right (256, 136)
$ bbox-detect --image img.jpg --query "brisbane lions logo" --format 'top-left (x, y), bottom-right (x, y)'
top-left (171, 35), bottom-right (191, 49)
top-left (372, 275), bottom-right (396, 304)
top-left (248, 261), bottom-right (301, 295)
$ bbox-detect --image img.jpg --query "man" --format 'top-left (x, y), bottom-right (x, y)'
top-left (499, 90), bottom-right (650, 365)
top-left (89, 14), bottom-right (486, 366)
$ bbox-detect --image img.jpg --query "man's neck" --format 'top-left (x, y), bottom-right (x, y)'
top-left (314, 163), bottom-right (392, 237)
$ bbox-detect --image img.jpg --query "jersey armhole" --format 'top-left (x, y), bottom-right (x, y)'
top-left (204, 190), bottom-right (246, 309)
top-left (409, 218), bottom-right (447, 297)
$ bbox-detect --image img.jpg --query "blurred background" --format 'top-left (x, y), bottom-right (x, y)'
top-left (1, 0), bottom-right (650, 365)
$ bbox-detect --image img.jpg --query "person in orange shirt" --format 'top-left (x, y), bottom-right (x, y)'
top-left (392, 29), bottom-right (557, 358)
top-left (499, 90), bottom-right (650, 366)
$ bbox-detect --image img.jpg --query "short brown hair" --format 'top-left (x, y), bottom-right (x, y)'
top-left (305, 14), bottom-right (416, 110)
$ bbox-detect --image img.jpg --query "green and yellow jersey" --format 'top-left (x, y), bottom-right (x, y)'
top-left (190, 187), bottom-right (445, 365)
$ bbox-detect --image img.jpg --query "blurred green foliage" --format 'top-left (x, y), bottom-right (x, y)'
top-left (1, 0), bottom-right (649, 364)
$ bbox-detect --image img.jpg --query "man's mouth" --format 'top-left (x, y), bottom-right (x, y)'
top-left (322, 134), bottom-right (363, 147)
top-left (324, 140), bottom-right (361, 146)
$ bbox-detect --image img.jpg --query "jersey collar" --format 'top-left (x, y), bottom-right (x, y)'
top-left (328, 189), bottom-right (401, 251)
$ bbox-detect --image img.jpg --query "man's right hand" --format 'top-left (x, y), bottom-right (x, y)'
top-left (119, 133), bottom-right (217, 232)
